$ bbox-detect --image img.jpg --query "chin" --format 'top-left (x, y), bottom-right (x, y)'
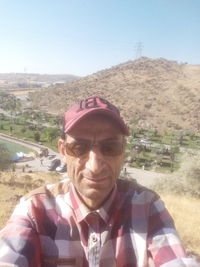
top-left (84, 187), bottom-right (112, 205)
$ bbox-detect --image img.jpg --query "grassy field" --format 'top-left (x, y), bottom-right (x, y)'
top-left (0, 171), bottom-right (199, 261)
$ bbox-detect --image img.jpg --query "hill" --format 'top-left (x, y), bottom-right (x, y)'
top-left (29, 57), bottom-right (200, 131)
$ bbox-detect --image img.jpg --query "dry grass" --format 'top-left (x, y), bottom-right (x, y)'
top-left (161, 194), bottom-right (200, 258)
top-left (152, 153), bottom-right (200, 260)
top-left (153, 153), bottom-right (200, 198)
top-left (8, 89), bottom-right (36, 96)
top-left (0, 172), bottom-right (61, 228)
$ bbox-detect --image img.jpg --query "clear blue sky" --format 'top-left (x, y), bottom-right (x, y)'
top-left (0, 0), bottom-right (199, 76)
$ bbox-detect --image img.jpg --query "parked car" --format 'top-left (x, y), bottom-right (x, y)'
top-left (56, 163), bottom-right (67, 173)
top-left (48, 155), bottom-right (56, 160)
top-left (47, 159), bottom-right (61, 171)
top-left (139, 139), bottom-right (151, 144)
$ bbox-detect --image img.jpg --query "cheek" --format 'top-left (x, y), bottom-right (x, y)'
top-left (65, 155), bottom-right (75, 177)
top-left (65, 156), bottom-right (83, 179)
top-left (109, 156), bottom-right (124, 175)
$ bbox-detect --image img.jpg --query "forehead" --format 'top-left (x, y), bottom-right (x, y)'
top-left (67, 114), bottom-right (123, 140)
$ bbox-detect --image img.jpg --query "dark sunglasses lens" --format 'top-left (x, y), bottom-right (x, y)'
top-left (66, 141), bottom-right (124, 157)
top-left (101, 141), bottom-right (123, 156)
top-left (66, 142), bottom-right (90, 157)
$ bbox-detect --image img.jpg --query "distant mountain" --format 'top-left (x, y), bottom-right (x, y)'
top-left (0, 73), bottom-right (79, 90)
top-left (29, 57), bottom-right (200, 132)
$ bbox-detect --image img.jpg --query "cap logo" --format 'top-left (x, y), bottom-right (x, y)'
top-left (78, 97), bottom-right (119, 114)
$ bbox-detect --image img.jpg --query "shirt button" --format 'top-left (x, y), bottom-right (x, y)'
top-left (92, 234), bottom-right (97, 243)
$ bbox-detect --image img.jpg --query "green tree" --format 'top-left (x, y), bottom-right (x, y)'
top-left (34, 132), bottom-right (40, 142)
top-left (21, 127), bottom-right (26, 134)
top-left (45, 128), bottom-right (59, 144)
top-left (179, 135), bottom-right (184, 145)
top-left (0, 144), bottom-right (12, 171)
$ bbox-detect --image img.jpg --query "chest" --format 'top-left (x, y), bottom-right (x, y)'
top-left (38, 215), bottom-right (148, 267)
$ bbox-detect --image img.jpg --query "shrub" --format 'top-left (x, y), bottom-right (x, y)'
top-left (34, 132), bottom-right (40, 142)
top-left (0, 144), bottom-right (12, 171)
top-left (153, 153), bottom-right (200, 198)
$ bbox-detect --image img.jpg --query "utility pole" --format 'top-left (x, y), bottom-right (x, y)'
top-left (134, 42), bottom-right (143, 59)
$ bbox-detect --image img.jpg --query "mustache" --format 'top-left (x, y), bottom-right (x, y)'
top-left (82, 169), bottom-right (110, 179)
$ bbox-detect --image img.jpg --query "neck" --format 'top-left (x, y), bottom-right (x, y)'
top-left (80, 194), bottom-right (103, 210)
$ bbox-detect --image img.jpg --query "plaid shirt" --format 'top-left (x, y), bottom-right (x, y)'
top-left (0, 178), bottom-right (198, 267)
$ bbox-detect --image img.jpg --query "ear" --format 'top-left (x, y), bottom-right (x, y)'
top-left (122, 138), bottom-right (127, 161)
top-left (58, 138), bottom-right (66, 157)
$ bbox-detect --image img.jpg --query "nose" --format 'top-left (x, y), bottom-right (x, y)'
top-left (85, 146), bottom-right (105, 174)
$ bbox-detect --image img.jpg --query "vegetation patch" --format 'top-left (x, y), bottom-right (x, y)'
top-left (152, 153), bottom-right (200, 198)
top-left (1, 91), bottom-right (200, 173)
top-left (0, 172), bottom-right (61, 228)
top-left (161, 194), bottom-right (200, 260)
top-left (150, 153), bottom-right (200, 260)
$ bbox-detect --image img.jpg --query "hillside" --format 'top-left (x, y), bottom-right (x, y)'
top-left (29, 57), bottom-right (200, 131)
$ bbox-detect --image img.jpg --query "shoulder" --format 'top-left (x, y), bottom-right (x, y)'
top-left (117, 178), bottom-right (160, 202)
top-left (23, 178), bottom-right (71, 201)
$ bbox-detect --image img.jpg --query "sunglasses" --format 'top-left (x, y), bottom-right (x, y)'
top-left (65, 139), bottom-right (124, 157)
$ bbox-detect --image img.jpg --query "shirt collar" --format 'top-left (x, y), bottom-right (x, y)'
top-left (68, 183), bottom-right (118, 224)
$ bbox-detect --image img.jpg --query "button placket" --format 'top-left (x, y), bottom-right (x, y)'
top-left (87, 212), bottom-right (101, 267)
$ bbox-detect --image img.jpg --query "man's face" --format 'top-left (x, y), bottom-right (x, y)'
top-left (58, 114), bottom-right (125, 210)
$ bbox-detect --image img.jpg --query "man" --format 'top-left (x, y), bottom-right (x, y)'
top-left (0, 96), bottom-right (199, 267)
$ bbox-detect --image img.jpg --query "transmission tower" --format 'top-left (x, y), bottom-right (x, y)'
top-left (134, 42), bottom-right (143, 59)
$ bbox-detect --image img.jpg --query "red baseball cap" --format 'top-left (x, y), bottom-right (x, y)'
top-left (63, 96), bottom-right (129, 135)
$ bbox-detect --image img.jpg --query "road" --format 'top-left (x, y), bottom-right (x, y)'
top-left (125, 167), bottom-right (165, 186)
